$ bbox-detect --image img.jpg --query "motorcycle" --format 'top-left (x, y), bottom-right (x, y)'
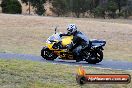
top-left (41, 28), bottom-right (106, 64)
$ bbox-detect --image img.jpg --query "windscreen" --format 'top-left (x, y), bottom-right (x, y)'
top-left (46, 33), bottom-right (62, 43)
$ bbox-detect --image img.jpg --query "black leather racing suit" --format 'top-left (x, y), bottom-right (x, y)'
top-left (60, 31), bottom-right (89, 61)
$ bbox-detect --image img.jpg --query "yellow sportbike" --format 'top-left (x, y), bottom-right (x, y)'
top-left (41, 31), bottom-right (106, 64)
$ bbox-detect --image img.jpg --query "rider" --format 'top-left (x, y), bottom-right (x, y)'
top-left (60, 24), bottom-right (89, 62)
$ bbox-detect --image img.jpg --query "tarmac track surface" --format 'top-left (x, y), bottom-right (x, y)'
top-left (0, 53), bottom-right (132, 70)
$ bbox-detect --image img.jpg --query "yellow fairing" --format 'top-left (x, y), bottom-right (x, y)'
top-left (46, 43), bottom-right (53, 49)
top-left (62, 36), bottom-right (73, 46)
top-left (45, 40), bottom-right (59, 50)
top-left (44, 36), bottom-right (73, 50)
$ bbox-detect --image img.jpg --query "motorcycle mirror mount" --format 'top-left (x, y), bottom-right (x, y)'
top-left (55, 27), bottom-right (57, 34)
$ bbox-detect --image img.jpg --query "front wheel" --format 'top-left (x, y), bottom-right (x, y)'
top-left (41, 47), bottom-right (57, 61)
top-left (84, 50), bottom-right (103, 64)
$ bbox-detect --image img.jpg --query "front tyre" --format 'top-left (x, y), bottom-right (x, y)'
top-left (41, 47), bottom-right (57, 61)
top-left (85, 50), bottom-right (103, 64)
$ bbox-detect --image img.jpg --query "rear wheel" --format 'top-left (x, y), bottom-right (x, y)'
top-left (41, 47), bottom-right (57, 61)
top-left (84, 50), bottom-right (103, 64)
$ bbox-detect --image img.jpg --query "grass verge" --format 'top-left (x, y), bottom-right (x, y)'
top-left (0, 58), bottom-right (131, 88)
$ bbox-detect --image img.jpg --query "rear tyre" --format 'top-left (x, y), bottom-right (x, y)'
top-left (41, 47), bottom-right (57, 61)
top-left (84, 50), bottom-right (103, 64)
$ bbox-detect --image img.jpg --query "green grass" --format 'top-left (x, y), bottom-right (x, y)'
top-left (0, 59), bottom-right (131, 88)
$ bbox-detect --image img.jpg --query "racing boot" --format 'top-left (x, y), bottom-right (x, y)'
top-left (76, 55), bottom-right (82, 62)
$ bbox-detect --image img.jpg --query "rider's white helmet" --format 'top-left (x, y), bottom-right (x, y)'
top-left (67, 24), bottom-right (77, 34)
